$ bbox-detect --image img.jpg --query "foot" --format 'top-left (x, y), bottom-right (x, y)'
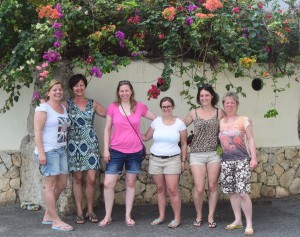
top-left (76, 214), bottom-right (85, 224)
top-left (52, 224), bottom-right (73, 232)
top-left (99, 218), bottom-right (112, 227)
top-left (225, 223), bottom-right (243, 230)
top-left (193, 219), bottom-right (202, 227)
top-left (125, 218), bottom-right (135, 227)
top-left (244, 228), bottom-right (254, 236)
top-left (151, 218), bottom-right (164, 226)
top-left (208, 221), bottom-right (217, 228)
top-left (86, 212), bottom-right (98, 223)
top-left (41, 219), bottom-right (53, 225)
top-left (168, 220), bottom-right (180, 228)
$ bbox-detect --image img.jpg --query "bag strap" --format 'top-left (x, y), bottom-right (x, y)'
top-left (120, 104), bottom-right (144, 146)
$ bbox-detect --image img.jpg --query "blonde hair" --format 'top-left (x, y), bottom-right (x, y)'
top-left (222, 91), bottom-right (239, 106)
top-left (47, 79), bottom-right (62, 92)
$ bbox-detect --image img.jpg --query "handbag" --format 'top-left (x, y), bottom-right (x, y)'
top-left (120, 104), bottom-right (146, 159)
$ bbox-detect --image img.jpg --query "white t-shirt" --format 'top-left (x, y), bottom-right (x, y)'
top-left (150, 117), bottom-right (186, 156)
top-left (34, 103), bottom-right (71, 154)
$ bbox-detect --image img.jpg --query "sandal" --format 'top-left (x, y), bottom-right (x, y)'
top-left (208, 221), bottom-right (217, 228)
top-left (168, 220), bottom-right (180, 228)
top-left (76, 214), bottom-right (85, 224)
top-left (125, 218), bottom-right (135, 227)
top-left (86, 212), bottom-right (98, 223)
top-left (193, 220), bottom-right (203, 227)
top-left (225, 224), bottom-right (243, 230)
top-left (99, 218), bottom-right (112, 227)
top-left (151, 218), bottom-right (164, 226)
top-left (244, 228), bottom-right (254, 236)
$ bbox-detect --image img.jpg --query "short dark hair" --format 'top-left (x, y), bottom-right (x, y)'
top-left (160, 96), bottom-right (175, 107)
top-left (68, 74), bottom-right (87, 89)
top-left (196, 84), bottom-right (219, 107)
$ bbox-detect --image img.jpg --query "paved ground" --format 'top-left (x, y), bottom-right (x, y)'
top-left (0, 195), bottom-right (299, 237)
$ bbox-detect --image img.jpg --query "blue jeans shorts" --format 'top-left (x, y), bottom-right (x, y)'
top-left (105, 148), bottom-right (143, 174)
top-left (35, 146), bottom-right (68, 176)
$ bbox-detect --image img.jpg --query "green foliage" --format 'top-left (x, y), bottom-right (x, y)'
top-left (0, 0), bottom-right (299, 117)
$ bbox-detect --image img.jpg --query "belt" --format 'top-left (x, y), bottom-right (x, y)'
top-left (151, 153), bottom-right (180, 159)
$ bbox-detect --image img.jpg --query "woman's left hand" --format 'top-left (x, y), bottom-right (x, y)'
top-left (181, 162), bottom-right (185, 173)
top-left (250, 159), bottom-right (258, 170)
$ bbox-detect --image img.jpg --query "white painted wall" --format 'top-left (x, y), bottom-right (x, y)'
top-left (1, 62), bottom-right (299, 150)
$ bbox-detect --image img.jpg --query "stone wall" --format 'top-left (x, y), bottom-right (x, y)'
top-left (1, 147), bottom-right (299, 209)
top-left (0, 151), bottom-right (21, 204)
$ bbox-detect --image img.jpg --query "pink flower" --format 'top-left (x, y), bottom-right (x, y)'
top-left (264, 46), bottom-right (270, 54)
top-left (86, 56), bottom-right (94, 63)
top-left (42, 62), bottom-right (48, 68)
top-left (158, 34), bottom-right (165, 39)
top-left (32, 91), bottom-right (41, 101)
top-left (39, 70), bottom-right (49, 77)
top-left (36, 66), bottom-right (42, 71)
top-left (257, 2), bottom-right (264, 9)
top-left (233, 6), bottom-right (240, 14)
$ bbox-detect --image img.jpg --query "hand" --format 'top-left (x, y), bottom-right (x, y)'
top-left (181, 162), bottom-right (185, 173)
top-left (39, 153), bottom-right (47, 165)
top-left (103, 150), bottom-right (110, 163)
top-left (250, 159), bottom-right (258, 170)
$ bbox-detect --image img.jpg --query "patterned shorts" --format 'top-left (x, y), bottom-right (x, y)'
top-left (220, 159), bottom-right (251, 194)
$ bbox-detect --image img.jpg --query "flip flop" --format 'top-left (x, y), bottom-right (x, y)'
top-left (41, 220), bottom-right (53, 225)
top-left (76, 214), bottom-right (85, 224)
top-left (168, 220), bottom-right (180, 228)
top-left (225, 224), bottom-right (243, 230)
top-left (52, 224), bottom-right (73, 232)
top-left (99, 218), bottom-right (112, 227)
top-left (208, 221), bottom-right (217, 228)
top-left (86, 212), bottom-right (98, 223)
top-left (125, 218), bottom-right (135, 227)
top-left (151, 218), bottom-right (164, 226)
top-left (244, 228), bottom-right (254, 236)
top-left (193, 220), bottom-right (203, 227)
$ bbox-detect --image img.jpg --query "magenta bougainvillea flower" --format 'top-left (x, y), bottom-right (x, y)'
top-left (90, 67), bottom-right (102, 78)
top-left (42, 51), bottom-right (61, 63)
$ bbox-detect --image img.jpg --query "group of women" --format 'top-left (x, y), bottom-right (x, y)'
top-left (34, 75), bottom-right (257, 236)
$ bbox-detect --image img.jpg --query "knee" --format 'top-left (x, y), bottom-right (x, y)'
top-left (73, 175), bottom-right (83, 185)
top-left (194, 187), bottom-right (205, 196)
top-left (156, 185), bottom-right (166, 194)
top-left (239, 193), bottom-right (250, 200)
top-left (167, 187), bottom-right (179, 197)
top-left (104, 180), bottom-right (116, 190)
top-left (86, 177), bottom-right (96, 187)
top-left (208, 183), bottom-right (218, 193)
top-left (126, 179), bottom-right (136, 189)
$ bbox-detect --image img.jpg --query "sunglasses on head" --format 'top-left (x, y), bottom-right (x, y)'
top-left (201, 83), bottom-right (212, 88)
top-left (118, 80), bottom-right (131, 86)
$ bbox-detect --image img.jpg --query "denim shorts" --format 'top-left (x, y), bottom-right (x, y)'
top-left (35, 146), bottom-right (68, 176)
top-left (105, 148), bottom-right (143, 174)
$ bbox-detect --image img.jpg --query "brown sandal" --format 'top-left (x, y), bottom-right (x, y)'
top-left (76, 214), bottom-right (85, 224)
top-left (86, 212), bottom-right (98, 223)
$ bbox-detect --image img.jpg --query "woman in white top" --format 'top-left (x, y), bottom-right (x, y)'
top-left (143, 97), bottom-right (187, 228)
top-left (34, 80), bottom-right (73, 232)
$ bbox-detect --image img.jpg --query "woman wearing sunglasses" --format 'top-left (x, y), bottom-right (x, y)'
top-left (143, 97), bottom-right (187, 228)
top-left (184, 84), bottom-right (225, 228)
top-left (99, 80), bottom-right (155, 227)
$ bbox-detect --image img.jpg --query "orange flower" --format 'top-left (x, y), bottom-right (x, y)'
top-left (204, 0), bottom-right (223, 12)
top-left (36, 5), bottom-right (60, 19)
top-left (195, 13), bottom-right (208, 19)
top-left (162, 6), bottom-right (176, 21)
top-left (262, 71), bottom-right (270, 77)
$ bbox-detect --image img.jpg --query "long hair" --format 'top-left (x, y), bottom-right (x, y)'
top-left (196, 84), bottom-right (219, 107)
top-left (115, 80), bottom-right (136, 112)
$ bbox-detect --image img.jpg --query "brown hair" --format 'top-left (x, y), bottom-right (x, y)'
top-left (115, 80), bottom-right (136, 112)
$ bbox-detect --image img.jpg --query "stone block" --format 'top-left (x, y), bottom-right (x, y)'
top-left (143, 184), bottom-right (156, 202)
top-left (279, 169), bottom-right (296, 188)
top-left (274, 147), bottom-right (284, 155)
top-left (137, 171), bottom-right (149, 184)
top-left (275, 186), bottom-right (290, 197)
top-left (279, 160), bottom-right (290, 170)
top-left (258, 171), bottom-right (267, 184)
top-left (0, 163), bottom-right (7, 176)
top-left (179, 186), bottom-right (191, 203)
top-left (0, 176), bottom-right (10, 192)
top-left (115, 179), bottom-right (125, 192)
top-left (251, 172), bottom-right (258, 183)
top-left (275, 153), bottom-right (285, 165)
top-left (135, 180), bottom-right (146, 196)
top-left (260, 185), bottom-right (275, 197)
top-left (289, 178), bottom-right (300, 195)
top-left (255, 162), bottom-right (263, 173)
top-left (262, 163), bottom-right (274, 175)
top-left (250, 182), bottom-right (262, 199)
top-left (0, 189), bottom-right (16, 204)
top-left (296, 167), bottom-right (300, 178)
top-left (179, 170), bottom-right (193, 190)
top-left (285, 148), bottom-right (297, 160)
top-left (0, 152), bottom-right (12, 169)
top-left (11, 153), bottom-right (22, 167)
top-left (274, 164), bottom-right (284, 178)
top-left (10, 177), bottom-right (21, 190)
top-left (259, 153), bottom-right (269, 163)
top-left (4, 166), bottom-right (19, 179)
top-left (266, 175), bottom-right (279, 186)
top-left (268, 154), bottom-right (277, 167)
top-left (114, 191), bottom-right (125, 205)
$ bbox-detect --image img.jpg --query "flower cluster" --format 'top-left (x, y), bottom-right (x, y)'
top-left (204, 0), bottom-right (223, 12)
top-left (90, 67), bottom-right (102, 78)
top-left (147, 85), bottom-right (160, 100)
top-left (239, 56), bottom-right (257, 69)
top-left (36, 4), bottom-right (63, 19)
top-left (115, 30), bottom-right (125, 48)
top-left (162, 6), bottom-right (176, 21)
top-left (127, 15), bottom-right (140, 24)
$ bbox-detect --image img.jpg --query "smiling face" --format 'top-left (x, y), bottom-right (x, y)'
top-left (118, 84), bottom-right (133, 102)
top-left (223, 96), bottom-right (238, 115)
top-left (72, 79), bottom-right (86, 97)
top-left (47, 83), bottom-right (63, 102)
top-left (161, 100), bottom-right (174, 116)
top-left (199, 89), bottom-right (213, 106)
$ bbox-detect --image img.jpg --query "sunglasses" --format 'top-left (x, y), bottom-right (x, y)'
top-left (200, 83), bottom-right (212, 88)
top-left (118, 80), bottom-right (131, 86)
